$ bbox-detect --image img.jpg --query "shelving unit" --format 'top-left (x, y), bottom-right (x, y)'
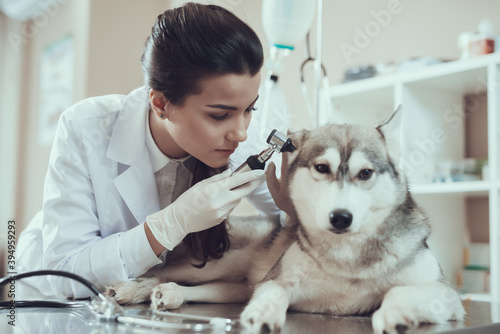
top-left (411, 181), bottom-right (490, 195)
top-left (329, 53), bottom-right (500, 303)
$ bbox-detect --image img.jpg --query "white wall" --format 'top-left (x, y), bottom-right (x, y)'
top-left (0, 12), bottom-right (24, 288)
top-left (86, 0), bottom-right (170, 97)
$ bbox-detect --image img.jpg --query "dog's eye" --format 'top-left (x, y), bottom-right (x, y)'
top-left (358, 169), bottom-right (373, 180)
top-left (315, 164), bottom-right (330, 174)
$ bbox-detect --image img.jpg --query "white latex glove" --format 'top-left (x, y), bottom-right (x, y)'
top-left (146, 169), bottom-right (266, 250)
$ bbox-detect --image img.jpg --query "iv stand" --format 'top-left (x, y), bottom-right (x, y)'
top-left (314, 0), bottom-right (323, 128)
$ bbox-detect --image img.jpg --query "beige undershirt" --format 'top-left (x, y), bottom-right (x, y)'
top-left (145, 111), bottom-right (193, 209)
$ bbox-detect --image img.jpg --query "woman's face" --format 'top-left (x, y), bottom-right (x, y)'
top-left (154, 72), bottom-right (261, 168)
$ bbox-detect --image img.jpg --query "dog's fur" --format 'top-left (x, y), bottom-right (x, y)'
top-left (106, 107), bottom-right (465, 333)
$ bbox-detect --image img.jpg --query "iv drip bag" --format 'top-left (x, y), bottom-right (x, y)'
top-left (262, 0), bottom-right (316, 50)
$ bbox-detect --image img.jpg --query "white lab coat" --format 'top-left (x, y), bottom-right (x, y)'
top-left (16, 86), bottom-right (280, 299)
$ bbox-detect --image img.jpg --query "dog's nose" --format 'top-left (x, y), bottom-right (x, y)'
top-left (329, 209), bottom-right (353, 231)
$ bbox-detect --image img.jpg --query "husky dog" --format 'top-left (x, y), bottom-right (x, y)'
top-left (107, 107), bottom-right (465, 333)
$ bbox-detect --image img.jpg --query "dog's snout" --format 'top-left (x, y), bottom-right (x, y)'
top-left (329, 209), bottom-right (353, 231)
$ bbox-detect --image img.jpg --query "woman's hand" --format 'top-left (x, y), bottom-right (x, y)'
top-left (146, 169), bottom-right (266, 251)
top-left (265, 151), bottom-right (294, 216)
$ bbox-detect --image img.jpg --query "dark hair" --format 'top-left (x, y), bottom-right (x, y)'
top-left (141, 3), bottom-right (264, 267)
top-left (142, 2), bottom-right (263, 106)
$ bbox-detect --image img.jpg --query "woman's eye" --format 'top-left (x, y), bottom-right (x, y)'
top-left (245, 106), bottom-right (257, 113)
top-left (358, 169), bottom-right (373, 180)
top-left (314, 164), bottom-right (330, 174)
top-left (210, 113), bottom-right (229, 121)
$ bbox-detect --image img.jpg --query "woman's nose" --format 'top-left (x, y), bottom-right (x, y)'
top-left (226, 116), bottom-right (248, 142)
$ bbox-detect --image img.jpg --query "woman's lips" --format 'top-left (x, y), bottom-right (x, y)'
top-left (216, 148), bottom-right (236, 155)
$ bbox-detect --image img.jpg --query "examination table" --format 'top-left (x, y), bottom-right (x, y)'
top-left (1, 299), bottom-right (499, 333)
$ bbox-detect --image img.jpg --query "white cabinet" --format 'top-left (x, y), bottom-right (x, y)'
top-left (329, 53), bottom-right (500, 303)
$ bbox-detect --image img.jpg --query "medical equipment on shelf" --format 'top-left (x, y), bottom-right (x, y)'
top-left (233, 129), bottom-right (296, 175)
top-left (0, 270), bottom-right (236, 332)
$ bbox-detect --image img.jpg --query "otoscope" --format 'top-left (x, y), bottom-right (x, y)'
top-left (232, 129), bottom-right (296, 175)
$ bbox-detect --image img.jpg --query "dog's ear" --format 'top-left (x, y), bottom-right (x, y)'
top-left (287, 129), bottom-right (308, 162)
top-left (377, 105), bottom-right (403, 164)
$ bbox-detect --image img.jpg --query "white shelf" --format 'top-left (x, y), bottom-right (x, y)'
top-left (461, 293), bottom-right (492, 303)
top-left (330, 75), bottom-right (394, 99)
top-left (410, 181), bottom-right (491, 195)
top-left (330, 53), bottom-right (500, 98)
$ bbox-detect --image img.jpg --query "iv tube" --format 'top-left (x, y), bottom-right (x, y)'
top-left (259, 74), bottom-right (291, 141)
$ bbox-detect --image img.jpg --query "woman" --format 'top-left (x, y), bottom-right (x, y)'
top-left (16, 2), bottom-right (283, 299)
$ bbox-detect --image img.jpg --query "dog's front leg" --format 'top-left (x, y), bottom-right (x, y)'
top-left (240, 280), bottom-right (289, 332)
top-left (105, 277), bottom-right (160, 304)
top-left (372, 281), bottom-right (465, 334)
top-left (152, 281), bottom-right (252, 311)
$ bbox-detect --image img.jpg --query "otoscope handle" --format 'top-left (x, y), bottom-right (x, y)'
top-left (232, 129), bottom-right (294, 177)
top-left (232, 154), bottom-right (266, 175)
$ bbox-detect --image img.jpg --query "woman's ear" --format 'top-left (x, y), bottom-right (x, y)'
top-left (149, 89), bottom-right (169, 119)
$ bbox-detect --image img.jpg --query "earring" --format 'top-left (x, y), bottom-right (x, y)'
top-left (160, 114), bottom-right (165, 118)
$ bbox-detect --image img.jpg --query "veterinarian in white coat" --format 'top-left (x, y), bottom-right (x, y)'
top-left (16, 3), bottom-right (284, 299)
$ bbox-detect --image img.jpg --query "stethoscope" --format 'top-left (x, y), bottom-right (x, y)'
top-left (0, 270), bottom-right (236, 332)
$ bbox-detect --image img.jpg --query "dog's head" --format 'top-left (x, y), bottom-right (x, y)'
top-left (287, 106), bottom-right (407, 235)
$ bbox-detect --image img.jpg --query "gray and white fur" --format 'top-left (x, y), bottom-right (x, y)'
top-left (106, 106), bottom-right (465, 334)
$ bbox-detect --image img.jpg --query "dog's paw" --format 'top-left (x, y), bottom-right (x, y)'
top-left (105, 277), bottom-right (159, 305)
top-left (104, 281), bottom-right (145, 305)
top-left (372, 284), bottom-right (465, 334)
top-left (151, 282), bottom-right (184, 311)
top-left (372, 306), bottom-right (419, 334)
top-left (240, 299), bottom-right (286, 332)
